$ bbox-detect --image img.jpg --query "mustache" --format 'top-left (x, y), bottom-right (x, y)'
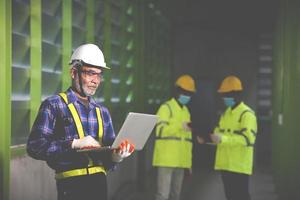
top-left (87, 85), bottom-right (98, 89)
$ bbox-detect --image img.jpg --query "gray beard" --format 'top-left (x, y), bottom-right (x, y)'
top-left (74, 79), bottom-right (93, 97)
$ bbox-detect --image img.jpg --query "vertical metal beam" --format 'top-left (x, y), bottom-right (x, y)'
top-left (118, 0), bottom-right (128, 104)
top-left (86, 0), bottom-right (95, 43)
top-left (135, 0), bottom-right (145, 112)
top-left (134, 0), bottom-right (147, 193)
top-left (30, 0), bottom-right (42, 126)
top-left (272, 1), bottom-right (300, 199)
top-left (62, 0), bottom-right (72, 90)
top-left (103, 0), bottom-right (112, 102)
top-left (0, 0), bottom-right (11, 199)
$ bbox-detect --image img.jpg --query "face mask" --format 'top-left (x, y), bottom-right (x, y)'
top-left (223, 97), bottom-right (235, 107)
top-left (178, 95), bottom-right (191, 105)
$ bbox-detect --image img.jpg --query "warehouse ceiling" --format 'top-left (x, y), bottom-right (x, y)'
top-left (159, 0), bottom-right (281, 33)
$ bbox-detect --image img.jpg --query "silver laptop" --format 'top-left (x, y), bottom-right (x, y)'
top-left (78, 112), bottom-right (158, 152)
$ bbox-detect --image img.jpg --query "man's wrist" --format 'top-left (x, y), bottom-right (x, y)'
top-left (61, 139), bottom-right (75, 151)
top-left (70, 139), bottom-right (75, 149)
top-left (71, 139), bottom-right (78, 149)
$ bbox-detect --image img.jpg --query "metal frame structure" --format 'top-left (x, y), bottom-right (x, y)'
top-left (272, 0), bottom-right (300, 199)
top-left (0, 1), bottom-right (12, 200)
top-left (1, 1), bottom-right (171, 199)
top-left (30, 0), bottom-right (42, 126)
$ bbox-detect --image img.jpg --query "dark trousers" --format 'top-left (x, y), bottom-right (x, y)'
top-left (221, 171), bottom-right (251, 200)
top-left (56, 173), bottom-right (107, 200)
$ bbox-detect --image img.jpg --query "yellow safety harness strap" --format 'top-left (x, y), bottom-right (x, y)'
top-left (55, 166), bottom-right (106, 179)
top-left (59, 93), bottom-right (104, 143)
top-left (59, 93), bottom-right (85, 139)
top-left (68, 104), bottom-right (85, 139)
top-left (58, 92), bottom-right (107, 177)
top-left (95, 107), bottom-right (103, 144)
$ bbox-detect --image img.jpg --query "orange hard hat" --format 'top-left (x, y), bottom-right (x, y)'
top-left (175, 75), bottom-right (196, 93)
top-left (218, 75), bottom-right (243, 93)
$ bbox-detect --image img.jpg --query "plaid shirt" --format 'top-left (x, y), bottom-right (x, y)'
top-left (27, 88), bottom-right (116, 172)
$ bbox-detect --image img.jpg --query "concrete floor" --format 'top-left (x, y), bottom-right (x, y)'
top-left (111, 164), bottom-right (278, 200)
top-left (181, 167), bottom-right (278, 200)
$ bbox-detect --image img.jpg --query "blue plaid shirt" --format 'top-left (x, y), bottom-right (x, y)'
top-left (27, 88), bottom-right (116, 172)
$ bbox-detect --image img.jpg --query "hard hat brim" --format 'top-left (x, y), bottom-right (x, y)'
top-left (82, 61), bottom-right (110, 70)
top-left (217, 88), bottom-right (242, 93)
top-left (70, 60), bottom-right (111, 70)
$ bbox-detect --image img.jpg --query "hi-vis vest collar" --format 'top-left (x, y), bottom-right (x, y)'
top-left (59, 92), bottom-right (104, 143)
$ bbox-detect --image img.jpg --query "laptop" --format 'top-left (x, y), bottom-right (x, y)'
top-left (77, 112), bottom-right (158, 152)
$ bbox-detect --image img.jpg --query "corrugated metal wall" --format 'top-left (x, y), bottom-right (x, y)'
top-left (272, 0), bottom-right (300, 199)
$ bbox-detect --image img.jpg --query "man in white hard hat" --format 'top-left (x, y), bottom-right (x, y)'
top-left (27, 44), bottom-right (134, 200)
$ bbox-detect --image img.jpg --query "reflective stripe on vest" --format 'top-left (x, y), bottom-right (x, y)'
top-left (55, 166), bottom-right (106, 179)
top-left (57, 92), bottom-right (105, 178)
top-left (233, 128), bottom-right (257, 147)
top-left (156, 103), bottom-right (192, 143)
top-left (218, 109), bottom-right (257, 147)
top-left (155, 136), bottom-right (193, 143)
top-left (235, 110), bottom-right (257, 147)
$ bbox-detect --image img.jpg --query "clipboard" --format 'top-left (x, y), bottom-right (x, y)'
top-left (77, 112), bottom-right (158, 152)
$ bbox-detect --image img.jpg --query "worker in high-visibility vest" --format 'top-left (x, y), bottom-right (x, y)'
top-left (198, 75), bottom-right (257, 200)
top-left (152, 74), bottom-right (196, 200)
top-left (27, 44), bottom-right (134, 200)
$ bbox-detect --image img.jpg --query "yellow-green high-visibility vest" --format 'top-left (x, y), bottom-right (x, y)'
top-left (152, 98), bottom-right (193, 168)
top-left (214, 102), bottom-right (257, 175)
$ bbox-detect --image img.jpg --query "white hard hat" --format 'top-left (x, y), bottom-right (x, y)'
top-left (69, 43), bottom-right (110, 69)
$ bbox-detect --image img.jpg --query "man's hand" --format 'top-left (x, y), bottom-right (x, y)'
top-left (196, 136), bottom-right (205, 144)
top-left (210, 133), bottom-right (222, 144)
top-left (112, 140), bottom-right (135, 162)
top-left (182, 122), bottom-right (192, 132)
top-left (71, 135), bottom-right (101, 149)
top-left (184, 168), bottom-right (192, 179)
